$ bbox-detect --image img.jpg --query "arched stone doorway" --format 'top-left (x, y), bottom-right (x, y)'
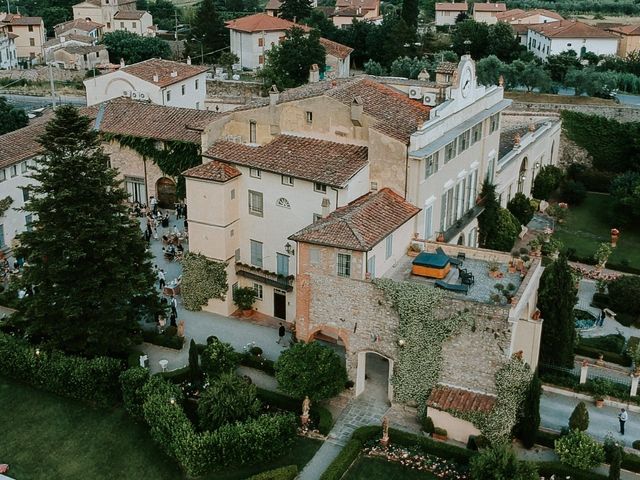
top-left (355, 351), bottom-right (393, 403)
top-left (517, 157), bottom-right (528, 194)
top-left (156, 177), bottom-right (177, 208)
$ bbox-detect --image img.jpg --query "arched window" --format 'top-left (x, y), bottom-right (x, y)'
top-left (517, 157), bottom-right (528, 194)
top-left (276, 197), bottom-right (290, 209)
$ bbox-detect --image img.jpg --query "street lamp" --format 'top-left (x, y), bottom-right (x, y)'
top-left (284, 242), bottom-right (294, 255)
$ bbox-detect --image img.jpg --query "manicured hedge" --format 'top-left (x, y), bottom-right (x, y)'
top-left (158, 365), bottom-right (190, 383)
top-left (319, 438), bottom-right (363, 480)
top-left (538, 462), bottom-right (607, 480)
top-left (248, 465), bottom-right (298, 480)
top-left (388, 428), bottom-right (474, 464)
top-left (313, 405), bottom-right (333, 435)
top-left (119, 366), bottom-right (150, 419)
top-left (142, 330), bottom-right (184, 350)
top-left (574, 345), bottom-right (632, 367)
top-left (240, 352), bottom-right (276, 375)
top-left (0, 332), bottom-right (123, 406)
top-left (536, 430), bottom-right (560, 449)
top-left (622, 451), bottom-right (640, 473)
top-left (256, 387), bottom-right (334, 434)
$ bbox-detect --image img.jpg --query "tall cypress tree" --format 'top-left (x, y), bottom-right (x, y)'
top-left (477, 179), bottom-right (500, 248)
top-left (191, 0), bottom-right (228, 62)
top-left (279, 0), bottom-right (312, 22)
top-left (12, 106), bottom-right (160, 358)
top-left (401, 0), bottom-right (419, 30)
top-left (514, 373), bottom-right (541, 449)
top-left (538, 253), bottom-right (578, 367)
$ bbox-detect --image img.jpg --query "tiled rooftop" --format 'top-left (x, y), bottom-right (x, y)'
top-left (225, 13), bottom-right (311, 33)
top-left (528, 19), bottom-right (618, 38)
top-left (113, 10), bottom-right (147, 19)
top-left (203, 135), bottom-right (368, 187)
top-left (428, 386), bottom-right (496, 413)
top-left (383, 252), bottom-right (524, 304)
top-left (289, 188), bottom-right (420, 251)
top-left (435, 2), bottom-right (468, 11)
top-left (473, 2), bottom-right (506, 12)
top-left (319, 37), bottom-right (354, 59)
top-left (183, 160), bottom-right (241, 183)
top-left (120, 58), bottom-right (208, 87)
top-left (54, 18), bottom-right (102, 35)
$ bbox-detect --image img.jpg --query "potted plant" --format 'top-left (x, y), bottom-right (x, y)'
top-left (590, 378), bottom-right (609, 408)
top-left (233, 286), bottom-right (257, 317)
top-left (509, 251), bottom-right (519, 273)
top-left (432, 427), bottom-right (448, 441)
top-left (488, 260), bottom-right (503, 279)
top-left (528, 238), bottom-right (541, 256)
top-left (407, 242), bottom-right (422, 257)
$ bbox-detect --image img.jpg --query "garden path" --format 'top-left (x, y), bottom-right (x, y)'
top-left (136, 213), bottom-right (292, 374)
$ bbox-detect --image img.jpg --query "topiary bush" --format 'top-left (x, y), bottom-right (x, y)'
top-left (275, 341), bottom-right (347, 401)
top-left (469, 444), bottom-right (539, 480)
top-left (608, 275), bottom-right (640, 317)
top-left (569, 401), bottom-right (590, 432)
top-left (197, 373), bottom-right (261, 431)
top-left (422, 415), bottom-right (435, 434)
top-left (507, 192), bottom-right (535, 226)
top-left (561, 179), bottom-right (587, 205)
top-left (532, 165), bottom-right (564, 200)
top-left (555, 430), bottom-right (605, 470)
top-left (119, 366), bottom-right (150, 419)
top-left (514, 373), bottom-right (541, 449)
top-left (484, 208), bottom-right (520, 252)
top-left (200, 338), bottom-right (238, 380)
top-left (233, 286), bottom-right (257, 311)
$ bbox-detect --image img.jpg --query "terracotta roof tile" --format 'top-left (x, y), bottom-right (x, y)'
top-left (335, 0), bottom-right (379, 11)
top-left (497, 8), bottom-right (562, 22)
top-left (436, 61), bottom-right (457, 74)
top-left (120, 58), bottom-right (208, 87)
top-left (529, 20), bottom-right (618, 38)
top-left (59, 45), bottom-right (106, 55)
top-left (44, 33), bottom-right (94, 47)
top-left (54, 18), bottom-right (102, 35)
top-left (2, 15), bottom-right (43, 26)
top-left (265, 0), bottom-right (282, 9)
top-left (428, 386), bottom-right (496, 413)
top-left (204, 135), bottom-right (368, 187)
top-left (114, 10), bottom-right (147, 19)
top-left (473, 2), bottom-right (506, 12)
top-left (331, 6), bottom-right (365, 17)
top-left (319, 37), bottom-right (353, 59)
top-left (183, 160), bottom-right (241, 182)
top-left (289, 188), bottom-right (420, 251)
top-left (435, 2), bottom-right (468, 11)
top-left (607, 24), bottom-right (640, 36)
top-left (225, 13), bottom-right (311, 33)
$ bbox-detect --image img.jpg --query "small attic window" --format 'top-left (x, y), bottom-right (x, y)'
top-left (276, 197), bottom-right (291, 209)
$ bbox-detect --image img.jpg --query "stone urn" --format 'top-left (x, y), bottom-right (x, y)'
top-left (611, 228), bottom-right (620, 248)
top-left (436, 232), bottom-right (445, 243)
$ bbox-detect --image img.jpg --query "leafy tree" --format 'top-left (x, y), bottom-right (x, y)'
top-left (488, 22), bottom-right (519, 62)
top-left (201, 339), bottom-right (238, 379)
top-left (514, 373), bottom-right (541, 449)
top-left (11, 106), bottom-right (159, 357)
top-left (452, 19), bottom-right (490, 59)
top-left (0, 96), bottom-right (28, 135)
top-left (148, 0), bottom-right (176, 30)
top-left (190, 0), bottom-right (228, 62)
top-left (518, 61), bottom-right (553, 93)
top-left (218, 51), bottom-right (239, 73)
top-left (555, 430), bottom-right (605, 470)
top-left (304, 10), bottom-right (339, 39)
top-left (485, 208), bottom-right (520, 252)
top-left (532, 165), bottom-right (563, 200)
top-left (560, 179), bottom-right (587, 205)
top-left (507, 193), bottom-right (534, 226)
top-left (476, 55), bottom-right (506, 86)
top-left (188, 339), bottom-right (200, 383)
top-left (260, 27), bottom-right (326, 89)
top-left (607, 275), bottom-right (640, 316)
top-left (197, 373), bottom-right (261, 431)
top-left (364, 59), bottom-right (386, 76)
top-left (275, 341), bottom-right (347, 400)
top-left (101, 31), bottom-right (171, 64)
top-left (538, 253), bottom-right (578, 367)
top-left (41, 6), bottom-right (71, 37)
top-left (279, 0), bottom-right (312, 21)
top-left (334, 20), bottom-right (375, 67)
top-left (478, 180), bottom-right (500, 248)
top-left (469, 444), bottom-right (538, 480)
top-left (389, 56), bottom-right (429, 79)
top-left (545, 50), bottom-right (581, 82)
top-left (401, 0), bottom-right (418, 30)
top-left (455, 11), bottom-right (468, 23)
top-left (569, 401), bottom-right (590, 431)
top-left (610, 171), bottom-right (640, 225)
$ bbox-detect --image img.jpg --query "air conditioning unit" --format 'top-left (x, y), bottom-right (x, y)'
top-left (131, 91), bottom-right (139, 100)
top-left (423, 92), bottom-right (437, 106)
top-left (138, 92), bottom-right (148, 100)
top-left (122, 90), bottom-right (131, 97)
top-left (408, 86), bottom-right (422, 99)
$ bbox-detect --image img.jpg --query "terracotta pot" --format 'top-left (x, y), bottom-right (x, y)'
top-left (436, 232), bottom-right (445, 243)
top-left (595, 399), bottom-right (604, 408)
top-left (242, 309), bottom-right (253, 318)
top-left (432, 433), bottom-right (448, 441)
top-left (508, 266), bottom-right (516, 274)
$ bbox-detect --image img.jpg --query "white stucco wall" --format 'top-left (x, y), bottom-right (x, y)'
top-left (0, 159), bottom-right (38, 257)
top-left (230, 29), bottom-right (285, 70)
top-left (527, 29), bottom-right (619, 59)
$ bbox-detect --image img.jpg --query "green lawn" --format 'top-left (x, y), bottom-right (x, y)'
top-left (0, 376), bottom-right (322, 480)
top-left (553, 192), bottom-right (640, 269)
top-left (344, 456), bottom-right (438, 480)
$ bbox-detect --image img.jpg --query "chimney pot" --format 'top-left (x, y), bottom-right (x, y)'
top-left (186, 56), bottom-right (191, 65)
top-left (321, 197), bottom-right (331, 218)
top-left (269, 84), bottom-right (279, 106)
top-left (119, 57), bottom-right (125, 68)
top-left (153, 72), bottom-right (159, 82)
top-left (170, 70), bottom-right (177, 77)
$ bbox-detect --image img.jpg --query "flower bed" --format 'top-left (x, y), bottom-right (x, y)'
top-left (363, 443), bottom-right (468, 479)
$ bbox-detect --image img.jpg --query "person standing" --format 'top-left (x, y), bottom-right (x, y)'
top-left (619, 408), bottom-right (628, 435)
top-left (277, 322), bottom-right (286, 344)
top-left (158, 269), bottom-right (166, 290)
top-left (150, 196), bottom-right (158, 215)
top-left (170, 294), bottom-right (178, 317)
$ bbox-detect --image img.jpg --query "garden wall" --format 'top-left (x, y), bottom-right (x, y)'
top-left (507, 102), bottom-right (640, 123)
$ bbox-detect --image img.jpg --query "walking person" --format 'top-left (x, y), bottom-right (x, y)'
top-left (158, 269), bottom-right (166, 290)
top-left (277, 322), bottom-right (286, 344)
top-left (150, 195), bottom-right (158, 215)
top-left (619, 408), bottom-right (628, 435)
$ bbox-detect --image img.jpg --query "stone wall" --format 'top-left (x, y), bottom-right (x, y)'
top-left (206, 79), bottom-right (263, 99)
top-left (507, 102), bottom-right (640, 123)
top-left (0, 66), bottom-right (85, 82)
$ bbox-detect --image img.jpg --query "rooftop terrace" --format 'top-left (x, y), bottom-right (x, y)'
top-left (383, 242), bottom-right (531, 305)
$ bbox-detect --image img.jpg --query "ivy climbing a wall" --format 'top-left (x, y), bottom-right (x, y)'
top-left (181, 252), bottom-right (228, 311)
top-left (0, 196), bottom-right (13, 217)
top-left (373, 278), bottom-right (473, 414)
top-left (103, 134), bottom-right (201, 199)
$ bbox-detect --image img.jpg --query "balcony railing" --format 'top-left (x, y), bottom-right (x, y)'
top-left (235, 263), bottom-right (295, 292)
top-left (442, 204), bottom-right (485, 243)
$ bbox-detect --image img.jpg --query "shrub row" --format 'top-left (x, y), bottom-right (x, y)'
top-left (574, 344), bottom-right (632, 367)
top-left (255, 387), bottom-right (333, 435)
top-left (0, 332), bottom-right (123, 406)
top-left (141, 376), bottom-right (298, 477)
top-left (141, 329), bottom-right (184, 350)
top-left (158, 365), bottom-right (190, 383)
top-left (538, 462), bottom-right (607, 480)
top-left (239, 352), bottom-right (276, 375)
top-left (248, 465), bottom-right (298, 480)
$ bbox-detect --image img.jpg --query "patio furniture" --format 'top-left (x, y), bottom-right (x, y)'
top-left (412, 252), bottom-right (451, 279)
top-left (459, 268), bottom-right (474, 286)
top-left (457, 252), bottom-right (466, 262)
top-left (159, 359), bottom-right (168, 372)
top-left (436, 247), bottom-right (463, 267)
top-left (435, 280), bottom-right (469, 294)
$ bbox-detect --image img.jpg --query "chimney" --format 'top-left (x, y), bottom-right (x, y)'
top-left (153, 72), bottom-right (159, 82)
top-left (308, 63), bottom-right (320, 83)
top-left (186, 56), bottom-right (191, 65)
top-left (170, 70), bottom-right (178, 77)
top-left (269, 84), bottom-right (279, 106)
top-left (60, 35), bottom-right (66, 43)
top-left (417, 68), bottom-right (430, 81)
top-left (351, 96), bottom-right (363, 126)
top-left (321, 197), bottom-right (331, 218)
top-left (357, 6), bottom-right (361, 14)
top-left (119, 57), bottom-right (125, 68)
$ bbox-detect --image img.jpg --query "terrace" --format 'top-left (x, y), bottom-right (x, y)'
top-left (383, 242), bottom-right (536, 306)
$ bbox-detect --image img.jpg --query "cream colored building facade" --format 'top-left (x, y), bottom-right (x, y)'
top-left (0, 14), bottom-right (46, 64)
top-left (72, 0), bottom-right (154, 36)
